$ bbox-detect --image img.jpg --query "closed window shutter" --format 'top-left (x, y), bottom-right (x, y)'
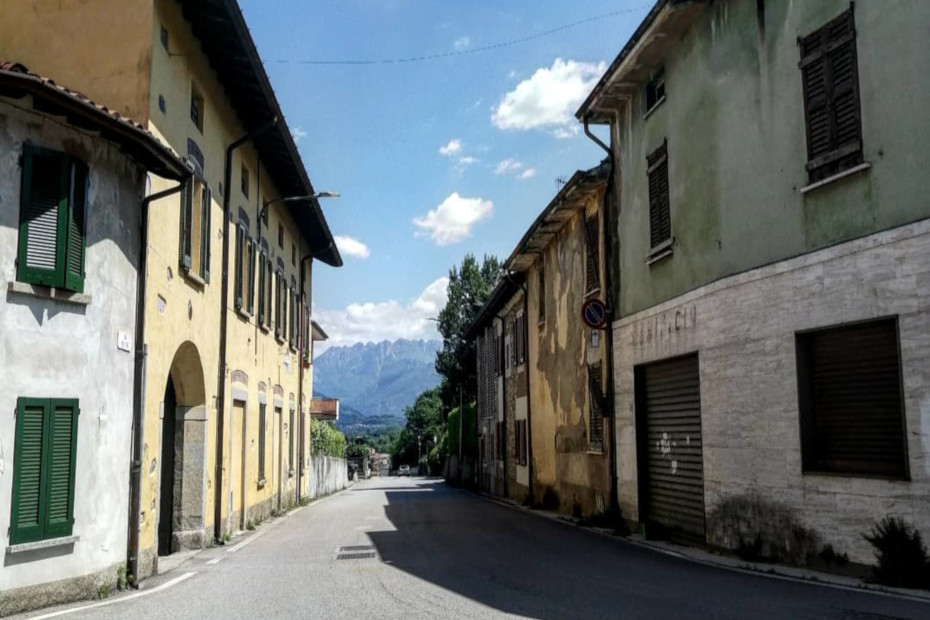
top-left (258, 253), bottom-right (266, 323)
top-left (11, 398), bottom-right (48, 545)
top-left (585, 214), bottom-right (600, 294)
top-left (258, 404), bottom-right (266, 481)
top-left (179, 180), bottom-right (193, 269)
top-left (17, 146), bottom-right (68, 287)
top-left (588, 363), bottom-right (605, 452)
top-left (64, 161), bottom-right (88, 293)
top-left (234, 226), bottom-right (244, 309)
top-left (265, 262), bottom-right (273, 328)
top-left (45, 399), bottom-right (78, 539)
top-left (247, 239), bottom-right (256, 314)
top-left (647, 143), bottom-right (670, 249)
top-left (800, 8), bottom-right (862, 182)
top-left (201, 185), bottom-right (212, 282)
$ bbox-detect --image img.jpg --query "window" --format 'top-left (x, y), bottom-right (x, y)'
top-left (516, 419), bottom-right (528, 466)
top-left (289, 285), bottom-right (298, 351)
top-left (234, 224), bottom-right (245, 310)
top-left (278, 223), bottom-right (284, 249)
top-left (10, 398), bottom-right (79, 545)
top-left (190, 84), bottom-right (204, 133)
top-left (246, 236), bottom-right (256, 314)
top-left (261, 197), bottom-right (269, 226)
top-left (644, 67), bottom-right (666, 115)
top-left (291, 243), bottom-right (296, 267)
top-left (796, 318), bottom-right (907, 478)
top-left (180, 176), bottom-right (211, 282)
top-left (17, 145), bottom-right (88, 293)
top-left (288, 408), bottom-right (295, 474)
top-left (258, 251), bottom-right (267, 325)
top-left (275, 272), bottom-right (284, 339)
top-left (233, 221), bottom-right (255, 314)
top-left (800, 7), bottom-right (863, 184)
top-left (537, 263), bottom-right (546, 325)
top-left (160, 26), bottom-right (169, 51)
top-left (240, 163), bottom-right (250, 199)
top-left (588, 363), bottom-right (605, 452)
top-left (302, 304), bottom-right (312, 363)
top-left (514, 314), bottom-right (526, 366)
top-left (258, 403), bottom-right (267, 482)
top-left (585, 213), bottom-right (601, 295)
top-left (495, 421), bottom-right (503, 460)
top-left (264, 258), bottom-right (273, 329)
top-left (647, 141), bottom-right (671, 251)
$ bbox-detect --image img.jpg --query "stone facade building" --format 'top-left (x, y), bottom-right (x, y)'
top-left (0, 63), bottom-right (187, 615)
top-left (578, 0), bottom-right (930, 562)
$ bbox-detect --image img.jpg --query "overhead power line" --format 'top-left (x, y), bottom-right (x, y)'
top-left (270, 6), bottom-right (651, 66)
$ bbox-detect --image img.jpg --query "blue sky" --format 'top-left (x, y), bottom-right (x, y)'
top-left (239, 0), bottom-right (651, 349)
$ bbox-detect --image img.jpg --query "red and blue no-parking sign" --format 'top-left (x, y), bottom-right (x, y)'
top-left (582, 298), bottom-right (608, 330)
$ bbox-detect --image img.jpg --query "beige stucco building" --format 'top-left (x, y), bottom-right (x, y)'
top-left (0, 0), bottom-right (341, 583)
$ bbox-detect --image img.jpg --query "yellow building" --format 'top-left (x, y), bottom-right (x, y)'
top-left (0, 0), bottom-right (342, 581)
top-left (507, 163), bottom-right (612, 518)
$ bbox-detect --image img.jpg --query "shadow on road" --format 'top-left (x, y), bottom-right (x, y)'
top-left (363, 478), bottom-right (930, 620)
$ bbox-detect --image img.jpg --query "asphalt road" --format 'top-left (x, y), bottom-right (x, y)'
top-left (23, 477), bottom-right (930, 620)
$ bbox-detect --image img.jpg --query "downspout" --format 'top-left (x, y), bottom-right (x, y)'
top-left (128, 179), bottom-right (188, 588)
top-left (214, 117), bottom-right (278, 541)
top-left (584, 116), bottom-right (619, 517)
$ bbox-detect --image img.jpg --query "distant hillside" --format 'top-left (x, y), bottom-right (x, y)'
top-left (313, 339), bottom-right (441, 421)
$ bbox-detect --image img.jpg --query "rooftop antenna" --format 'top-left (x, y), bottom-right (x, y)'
top-left (555, 176), bottom-right (567, 192)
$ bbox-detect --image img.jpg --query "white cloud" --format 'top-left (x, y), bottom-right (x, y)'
top-left (439, 138), bottom-right (462, 157)
top-left (507, 69), bottom-right (519, 80)
top-left (519, 168), bottom-right (537, 180)
top-left (494, 158), bottom-right (524, 175)
top-left (456, 156), bottom-right (478, 169)
top-left (491, 58), bottom-right (606, 138)
top-left (453, 36), bottom-right (471, 51)
top-left (333, 235), bottom-right (370, 260)
top-left (413, 192), bottom-right (493, 245)
top-left (313, 277), bottom-right (449, 353)
top-left (291, 126), bottom-right (308, 143)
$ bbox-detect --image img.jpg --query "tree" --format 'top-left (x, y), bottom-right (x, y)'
top-left (391, 387), bottom-right (443, 466)
top-left (435, 254), bottom-right (503, 409)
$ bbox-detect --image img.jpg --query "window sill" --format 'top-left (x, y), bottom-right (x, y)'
top-left (288, 469), bottom-right (295, 478)
top-left (584, 288), bottom-right (601, 299)
top-left (646, 238), bottom-right (674, 266)
top-left (257, 478), bottom-right (266, 488)
top-left (8, 282), bottom-right (92, 306)
top-left (7, 535), bottom-right (80, 555)
top-left (181, 268), bottom-right (206, 288)
top-left (235, 307), bottom-right (252, 322)
top-left (801, 469), bottom-right (909, 483)
top-left (276, 335), bottom-right (286, 345)
top-left (586, 449), bottom-right (606, 456)
top-left (259, 323), bottom-right (271, 334)
top-left (643, 95), bottom-right (666, 120)
top-left (800, 162), bottom-right (872, 195)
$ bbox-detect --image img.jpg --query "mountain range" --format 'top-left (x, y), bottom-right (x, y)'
top-left (312, 339), bottom-right (442, 427)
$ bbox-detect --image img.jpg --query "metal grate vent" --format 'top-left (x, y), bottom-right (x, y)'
top-left (336, 552), bottom-right (376, 561)
top-left (339, 545), bottom-right (374, 553)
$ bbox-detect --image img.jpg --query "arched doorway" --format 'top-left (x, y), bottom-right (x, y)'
top-left (157, 342), bottom-right (207, 556)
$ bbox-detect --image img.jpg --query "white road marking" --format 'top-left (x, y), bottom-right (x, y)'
top-left (226, 527), bottom-right (269, 553)
top-left (354, 525), bottom-right (372, 531)
top-left (206, 557), bottom-right (223, 565)
top-left (32, 572), bottom-right (197, 619)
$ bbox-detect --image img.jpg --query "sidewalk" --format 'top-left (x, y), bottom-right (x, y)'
top-left (471, 489), bottom-right (930, 604)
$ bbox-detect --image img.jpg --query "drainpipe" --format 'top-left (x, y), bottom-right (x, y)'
top-left (583, 116), bottom-right (619, 517)
top-left (297, 250), bottom-right (312, 504)
top-left (128, 179), bottom-right (188, 588)
top-left (214, 117), bottom-right (278, 541)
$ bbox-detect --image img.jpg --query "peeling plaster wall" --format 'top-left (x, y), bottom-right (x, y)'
top-left (525, 192), bottom-right (610, 517)
top-left (0, 99), bottom-right (144, 592)
top-left (503, 291), bottom-right (529, 504)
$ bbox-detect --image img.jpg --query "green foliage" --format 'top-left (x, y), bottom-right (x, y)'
top-left (116, 566), bottom-right (128, 591)
top-left (310, 418), bottom-right (346, 458)
top-left (97, 583), bottom-right (111, 599)
top-left (435, 254), bottom-right (503, 408)
top-left (222, 532), bottom-right (232, 543)
top-left (391, 387), bottom-right (443, 466)
top-left (863, 517), bottom-right (930, 588)
top-left (246, 519), bottom-right (256, 531)
top-left (446, 404), bottom-right (477, 459)
top-left (345, 427), bottom-right (399, 454)
top-left (346, 441), bottom-right (371, 459)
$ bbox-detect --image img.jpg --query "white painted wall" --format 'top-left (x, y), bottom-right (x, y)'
top-left (0, 96), bottom-right (144, 592)
top-left (612, 218), bottom-right (930, 564)
top-left (307, 456), bottom-right (350, 500)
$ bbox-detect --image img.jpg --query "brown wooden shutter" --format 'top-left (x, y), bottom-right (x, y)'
top-left (585, 214), bottom-right (600, 293)
top-left (797, 319), bottom-right (907, 478)
top-left (800, 8), bottom-right (862, 182)
top-left (588, 363), bottom-right (605, 451)
top-left (647, 142), bottom-right (671, 249)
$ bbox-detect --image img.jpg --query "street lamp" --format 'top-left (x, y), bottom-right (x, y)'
top-left (258, 192), bottom-right (340, 241)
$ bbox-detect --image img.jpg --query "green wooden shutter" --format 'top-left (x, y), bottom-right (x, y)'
top-left (64, 160), bottom-right (88, 293)
top-left (258, 253), bottom-right (266, 325)
top-left (10, 398), bottom-right (48, 545)
top-left (17, 146), bottom-right (68, 288)
top-left (258, 404), bottom-right (266, 481)
top-left (247, 239), bottom-right (256, 314)
top-left (201, 184), bottom-right (212, 283)
top-left (45, 399), bottom-right (78, 539)
top-left (179, 180), bottom-right (193, 269)
top-left (234, 226), bottom-right (244, 309)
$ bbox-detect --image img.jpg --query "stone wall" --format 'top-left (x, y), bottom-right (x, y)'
top-left (612, 219), bottom-right (930, 564)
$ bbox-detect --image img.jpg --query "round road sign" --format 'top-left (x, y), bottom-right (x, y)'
top-left (582, 298), bottom-right (608, 330)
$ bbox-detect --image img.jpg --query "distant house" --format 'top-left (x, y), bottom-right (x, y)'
top-left (0, 62), bottom-right (187, 615)
top-left (579, 0), bottom-right (930, 561)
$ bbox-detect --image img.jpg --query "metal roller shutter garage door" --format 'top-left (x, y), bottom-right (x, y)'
top-left (638, 354), bottom-right (705, 543)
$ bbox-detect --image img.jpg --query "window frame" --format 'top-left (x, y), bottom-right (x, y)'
top-left (240, 163), bottom-right (250, 199)
top-left (17, 145), bottom-right (88, 293)
top-left (643, 67), bottom-right (666, 118)
top-left (180, 174), bottom-right (211, 283)
top-left (537, 262), bottom-right (546, 327)
top-left (257, 403), bottom-right (267, 483)
top-left (190, 83), bottom-right (204, 133)
top-left (10, 397), bottom-right (79, 546)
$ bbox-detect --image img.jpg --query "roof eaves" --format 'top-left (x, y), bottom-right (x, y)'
top-left (464, 275), bottom-right (525, 341)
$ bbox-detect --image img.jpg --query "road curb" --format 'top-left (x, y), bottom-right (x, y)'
top-left (462, 486), bottom-right (930, 606)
